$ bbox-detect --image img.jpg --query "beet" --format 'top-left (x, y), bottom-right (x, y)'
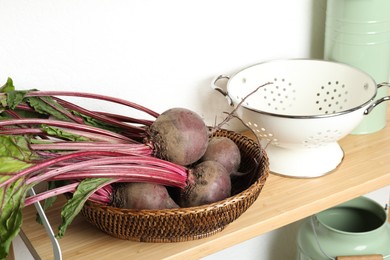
top-left (147, 107), bottom-right (209, 166)
top-left (201, 136), bottom-right (241, 174)
top-left (111, 182), bottom-right (179, 210)
top-left (179, 160), bottom-right (231, 207)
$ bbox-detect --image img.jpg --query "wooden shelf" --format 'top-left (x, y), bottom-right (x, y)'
top-left (21, 107), bottom-right (390, 260)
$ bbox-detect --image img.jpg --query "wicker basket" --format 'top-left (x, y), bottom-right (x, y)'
top-left (81, 129), bottom-right (269, 242)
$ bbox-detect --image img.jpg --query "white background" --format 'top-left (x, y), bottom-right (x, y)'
top-left (0, 0), bottom-right (326, 129)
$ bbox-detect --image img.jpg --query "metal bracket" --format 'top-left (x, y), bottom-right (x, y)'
top-left (28, 188), bottom-right (62, 260)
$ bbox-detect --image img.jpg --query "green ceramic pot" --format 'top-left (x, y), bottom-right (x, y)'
top-left (324, 0), bottom-right (390, 134)
top-left (296, 196), bottom-right (390, 259)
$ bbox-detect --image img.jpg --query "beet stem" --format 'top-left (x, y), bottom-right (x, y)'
top-left (25, 91), bottom-right (160, 118)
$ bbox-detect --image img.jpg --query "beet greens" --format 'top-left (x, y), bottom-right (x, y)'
top-left (0, 76), bottom-right (260, 259)
top-left (0, 78), bottom-right (203, 258)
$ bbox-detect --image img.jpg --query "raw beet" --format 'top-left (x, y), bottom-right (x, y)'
top-left (180, 160), bottom-right (231, 207)
top-left (111, 182), bottom-right (179, 210)
top-left (201, 136), bottom-right (241, 174)
top-left (147, 107), bottom-right (209, 166)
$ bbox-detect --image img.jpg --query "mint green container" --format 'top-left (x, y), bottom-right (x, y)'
top-left (296, 196), bottom-right (390, 259)
top-left (324, 0), bottom-right (390, 134)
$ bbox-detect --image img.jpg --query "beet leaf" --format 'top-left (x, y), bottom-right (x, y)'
top-left (57, 177), bottom-right (115, 238)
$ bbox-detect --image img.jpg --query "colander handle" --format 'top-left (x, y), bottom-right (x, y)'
top-left (211, 74), bottom-right (234, 106)
top-left (364, 82), bottom-right (390, 115)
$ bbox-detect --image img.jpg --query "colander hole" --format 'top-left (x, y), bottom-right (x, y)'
top-left (288, 83), bottom-right (292, 86)
top-left (261, 128), bottom-right (266, 131)
top-left (326, 91), bottom-right (330, 95)
top-left (316, 101), bottom-right (319, 104)
top-left (333, 89), bottom-right (337, 92)
top-left (247, 122), bottom-right (252, 126)
top-left (253, 123), bottom-right (258, 127)
top-left (328, 82), bottom-right (331, 85)
top-left (283, 88), bottom-right (286, 91)
top-left (282, 78), bottom-right (285, 82)
top-left (317, 93), bottom-right (320, 96)
top-left (336, 81), bottom-right (339, 84)
top-left (276, 85), bottom-right (279, 89)
top-left (321, 86), bottom-right (325, 90)
top-left (342, 84), bottom-right (345, 88)
top-left (241, 78), bottom-right (247, 83)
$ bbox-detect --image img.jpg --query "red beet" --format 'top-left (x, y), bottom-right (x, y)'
top-left (179, 160), bottom-right (231, 207)
top-left (201, 136), bottom-right (241, 174)
top-left (147, 107), bottom-right (209, 166)
top-left (111, 182), bottom-right (179, 210)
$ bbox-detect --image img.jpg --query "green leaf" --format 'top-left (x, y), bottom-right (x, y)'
top-left (40, 125), bottom-right (91, 142)
top-left (0, 78), bottom-right (33, 113)
top-left (0, 158), bottom-right (32, 178)
top-left (25, 96), bottom-right (71, 121)
top-left (0, 135), bottom-right (38, 162)
top-left (0, 77), bottom-right (15, 93)
top-left (6, 90), bottom-right (30, 110)
top-left (57, 178), bottom-right (114, 238)
top-left (0, 135), bottom-right (35, 258)
top-left (0, 178), bottom-right (30, 259)
top-left (74, 111), bottom-right (122, 133)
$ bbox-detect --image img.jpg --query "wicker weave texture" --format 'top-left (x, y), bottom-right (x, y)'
top-left (81, 129), bottom-right (269, 242)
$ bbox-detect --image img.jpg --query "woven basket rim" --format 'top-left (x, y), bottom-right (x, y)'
top-left (84, 129), bottom-right (269, 216)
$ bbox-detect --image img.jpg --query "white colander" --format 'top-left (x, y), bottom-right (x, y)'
top-left (212, 59), bottom-right (390, 178)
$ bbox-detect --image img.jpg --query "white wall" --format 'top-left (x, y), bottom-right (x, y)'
top-left (0, 0), bottom-right (326, 130)
top-left (4, 1), bottom-right (387, 260)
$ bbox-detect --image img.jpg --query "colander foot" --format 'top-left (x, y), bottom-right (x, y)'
top-left (262, 142), bottom-right (344, 178)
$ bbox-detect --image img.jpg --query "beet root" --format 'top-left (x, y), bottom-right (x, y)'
top-left (201, 136), bottom-right (241, 174)
top-left (146, 107), bottom-right (209, 166)
top-left (180, 160), bottom-right (231, 207)
top-left (111, 182), bottom-right (179, 210)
